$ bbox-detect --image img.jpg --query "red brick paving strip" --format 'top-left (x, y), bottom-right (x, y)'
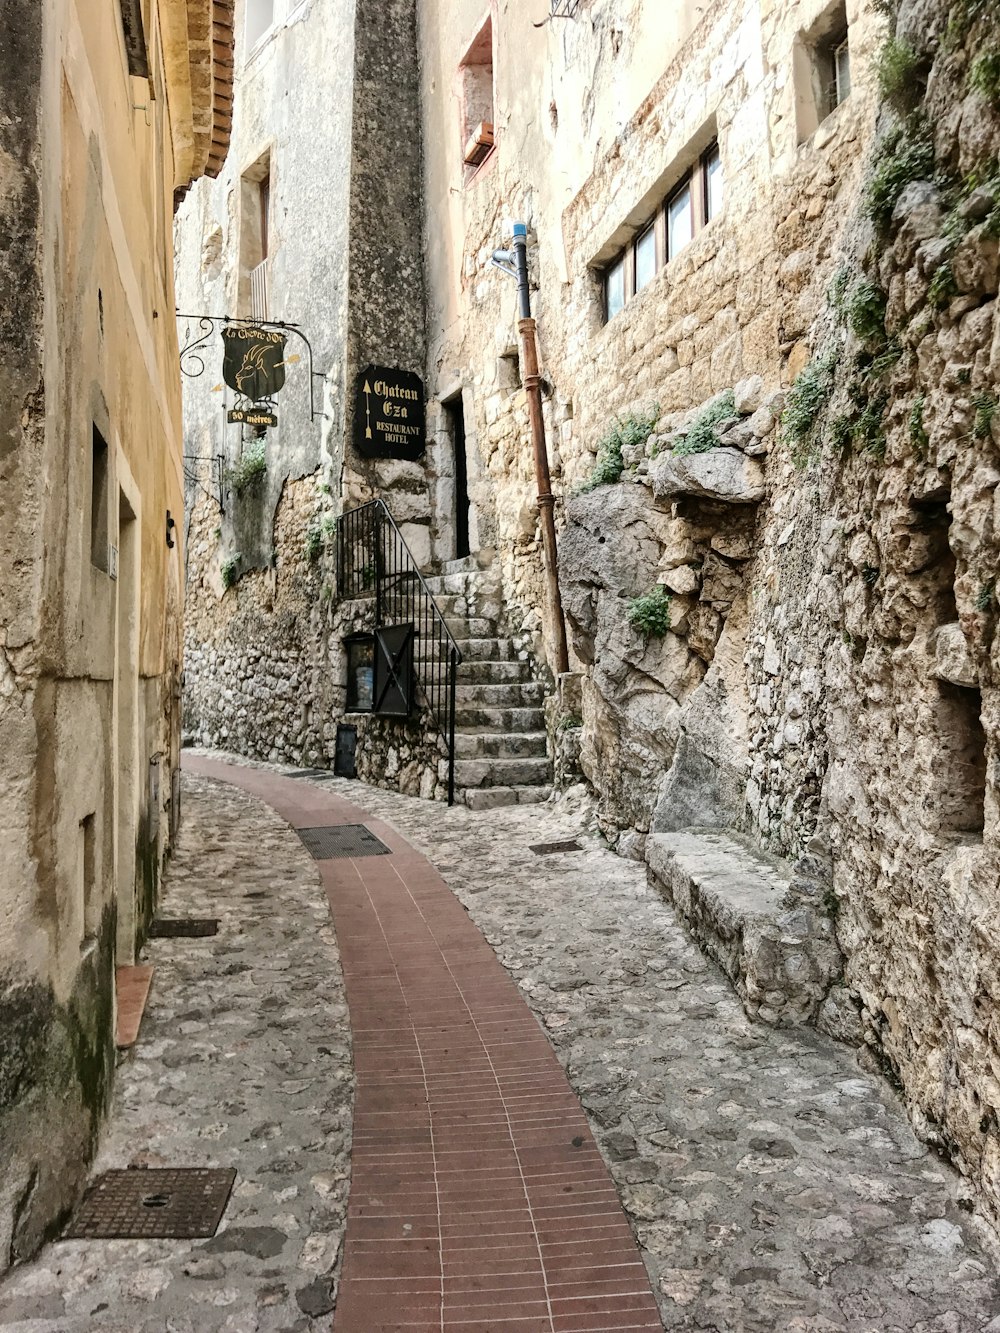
top-left (184, 757), bottom-right (663, 1333)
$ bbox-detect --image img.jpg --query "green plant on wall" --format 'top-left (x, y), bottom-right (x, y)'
top-left (972, 391), bottom-right (998, 439)
top-left (908, 394), bottom-right (930, 455)
top-left (846, 279), bottom-right (889, 347)
top-left (627, 586), bottom-right (672, 637)
top-left (970, 48), bottom-right (1000, 101)
top-left (976, 577), bottom-right (997, 611)
top-left (876, 38), bottom-right (927, 111)
top-left (781, 350), bottom-right (838, 465)
top-left (864, 118), bottom-right (935, 233)
top-left (579, 404), bottom-right (660, 490)
top-left (672, 390), bottom-right (736, 456)
top-left (305, 525), bottom-right (323, 562)
top-left (228, 438), bottom-right (267, 495)
top-left (221, 554), bottom-right (241, 589)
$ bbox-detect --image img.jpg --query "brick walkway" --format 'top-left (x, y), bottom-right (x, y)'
top-left (186, 756), bottom-right (663, 1333)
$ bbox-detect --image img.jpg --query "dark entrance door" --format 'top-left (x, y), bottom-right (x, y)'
top-left (444, 395), bottom-right (470, 560)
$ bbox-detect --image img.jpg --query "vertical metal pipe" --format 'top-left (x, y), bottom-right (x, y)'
top-left (448, 646), bottom-right (458, 806)
top-left (511, 226), bottom-right (569, 676)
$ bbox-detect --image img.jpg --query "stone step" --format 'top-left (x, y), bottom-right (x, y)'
top-left (455, 681), bottom-right (546, 707)
top-left (423, 570), bottom-right (501, 597)
top-left (454, 757), bottom-right (552, 789)
top-left (416, 637), bottom-right (516, 664)
top-left (463, 785), bottom-right (552, 811)
top-left (645, 830), bottom-right (841, 1029)
top-left (454, 730), bottom-right (549, 759)
top-left (446, 617), bottom-right (500, 639)
top-left (453, 704), bottom-right (546, 731)
top-left (440, 549), bottom-right (496, 575)
top-left (458, 660), bottom-right (534, 684)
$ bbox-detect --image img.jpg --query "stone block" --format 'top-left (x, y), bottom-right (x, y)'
top-left (649, 449), bottom-right (765, 505)
top-left (930, 621), bottom-right (977, 687)
top-left (646, 829), bottom-right (842, 1027)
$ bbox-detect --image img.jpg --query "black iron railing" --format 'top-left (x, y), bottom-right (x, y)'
top-left (337, 500), bottom-right (463, 805)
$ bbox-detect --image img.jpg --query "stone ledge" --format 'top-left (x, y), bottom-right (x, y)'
top-left (645, 829), bottom-right (841, 1027)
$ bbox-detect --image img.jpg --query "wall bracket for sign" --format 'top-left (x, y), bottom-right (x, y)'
top-left (182, 452), bottom-right (226, 516)
top-left (177, 314), bottom-right (327, 423)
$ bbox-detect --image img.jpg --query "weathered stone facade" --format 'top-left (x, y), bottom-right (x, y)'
top-left (0, 0), bottom-right (232, 1274)
top-left (174, 0), bottom-right (1000, 1231)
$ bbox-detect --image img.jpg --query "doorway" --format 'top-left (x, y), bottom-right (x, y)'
top-left (443, 394), bottom-right (470, 560)
top-left (115, 490), bottom-right (139, 961)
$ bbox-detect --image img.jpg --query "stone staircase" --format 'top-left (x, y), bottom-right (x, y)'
top-left (421, 553), bottom-right (553, 810)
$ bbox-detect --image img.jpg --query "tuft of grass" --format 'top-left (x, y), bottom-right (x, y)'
top-left (928, 261), bottom-right (960, 308)
top-left (556, 713), bottom-right (583, 732)
top-left (782, 350), bottom-right (838, 465)
top-left (672, 390), bottom-right (736, 456)
top-left (221, 555), bottom-right (241, 589)
top-left (627, 586), bottom-right (672, 638)
top-left (580, 404), bottom-right (660, 490)
top-left (909, 394), bottom-right (930, 455)
top-left (864, 118), bottom-right (936, 234)
top-left (228, 438), bottom-right (267, 494)
top-left (972, 392), bottom-right (998, 439)
top-left (846, 279), bottom-right (889, 347)
top-left (876, 39), bottom-right (926, 111)
top-left (305, 525), bottom-right (323, 561)
top-left (970, 49), bottom-right (1000, 101)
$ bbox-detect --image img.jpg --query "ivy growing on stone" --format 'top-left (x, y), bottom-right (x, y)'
top-left (972, 391), bottom-right (998, 439)
top-left (864, 116), bottom-right (935, 234)
top-left (976, 576), bottom-right (997, 611)
top-left (579, 404), bottom-right (660, 490)
top-left (876, 39), bottom-right (927, 112)
top-left (626, 586), bottom-right (672, 638)
top-left (228, 438), bottom-right (267, 494)
top-left (908, 394), bottom-right (930, 455)
top-left (672, 390), bottom-right (736, 456)
top-left (970, 48), bottom-right (1000, 102)
top-left (781, 351), bottom-right (838, 466)
top-left (221, 555), bottom-right (241, 589)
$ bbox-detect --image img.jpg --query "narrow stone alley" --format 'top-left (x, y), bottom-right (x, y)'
top-left (2, 758), bottom-right (998, 1332)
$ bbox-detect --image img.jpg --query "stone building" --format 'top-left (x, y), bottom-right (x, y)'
top-left (0, 0), bottom-right (233, 1270)
top-left (176, 0), bottom-right (1000, 1228)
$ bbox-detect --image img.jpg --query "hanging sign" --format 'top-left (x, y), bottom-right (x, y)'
top-left (221, 326), bottom-right (287, 402)
top-left (353, 365), bottom-right (426, 461)
top-left (227, 406), bottom-right (278, 427)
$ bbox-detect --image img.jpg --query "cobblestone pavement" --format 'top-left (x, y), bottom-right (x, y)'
top-left (289, 769), bottom-right (1000, 1333)
top-left (0, 773), bottom-right (353, 1333)
top-left (3, 757), bottom-right (1000, 1333)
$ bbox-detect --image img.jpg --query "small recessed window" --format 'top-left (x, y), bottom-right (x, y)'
top-left (606, 257), bottom-right (626, 321)
top-left (635, 224), bottom-right (657, 292)
top-left (796, 5), bottom-right (851, 141)
top-left (460, 18), bottom-right (495, 177)
top-left (833, 36), bottom-right (851, 107)
top-left (245, 0), bottom-right (274, 55)
top-left (91, 425), bottom-right (110, 572)
top-left (704, 143), bottom-right (724, 220)
top-left (667, 183), bottom-right (693, 259)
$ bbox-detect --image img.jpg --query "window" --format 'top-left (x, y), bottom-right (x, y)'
top-left (795, 4), bottom-right (851, 141)
top-left (91, 425), bottom-right (110, 572)
top-left (245, 0), bottom-right (274, 55)
top-left (602, 141), bottom-right (722, 322)
top-left (459, 18), bottom-right (495, 176)
top-left (118, 0), bottom-right (149, 78)
top-left (240, 155), bottom-right (271, 319)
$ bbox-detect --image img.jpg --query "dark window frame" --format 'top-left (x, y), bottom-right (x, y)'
top-left (602, 140), bottom-right (722, 323)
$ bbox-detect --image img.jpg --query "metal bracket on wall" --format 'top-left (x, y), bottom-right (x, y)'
top-left (182, 453), bottom-right (226, 516)
top-left (176, 313), bottom-right (328, 423)
top-left (534, 0), bottom-right (580, 25)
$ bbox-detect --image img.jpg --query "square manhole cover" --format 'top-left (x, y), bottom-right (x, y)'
top-left (297, 824), bottom-right (391, 859)
top-left (529, 839), bottom-right (583, 855)
top-left (63, 1167), bottom-right (236, 1240)
top-left (149, 918), bottom-right (219, 938)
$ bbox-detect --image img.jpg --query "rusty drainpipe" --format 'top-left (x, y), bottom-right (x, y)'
top-left (509, 223), bottom-right (570, 676)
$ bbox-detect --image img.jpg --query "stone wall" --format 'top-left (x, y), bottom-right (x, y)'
top-left (177, 0), bottom-right (446, 788)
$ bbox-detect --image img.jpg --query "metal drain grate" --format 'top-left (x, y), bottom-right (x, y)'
top-left (286, 768), bottom-right (336, 780)
top-left (297, 824), bottom-right (391, 859)
top-left (149, 918), bottom-right (219, 938)
top-left (63, 1167), bottom-right (236, 1240)
top-left (529, 839), bottom-right (583, 855)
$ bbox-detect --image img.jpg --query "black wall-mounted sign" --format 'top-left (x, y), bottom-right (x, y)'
top-left (354, 366), bottom-right (426, 461)
top-left (228, 407), bottom-right (278, 428)
top-left (222, 326), bottom-right (287, 402)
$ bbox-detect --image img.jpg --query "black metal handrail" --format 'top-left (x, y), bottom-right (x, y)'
top-left (337, 500), bottom-right (463, 804)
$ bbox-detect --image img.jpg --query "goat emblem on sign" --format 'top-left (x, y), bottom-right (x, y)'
top-left (221, 326), bottom-right (287, 403)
